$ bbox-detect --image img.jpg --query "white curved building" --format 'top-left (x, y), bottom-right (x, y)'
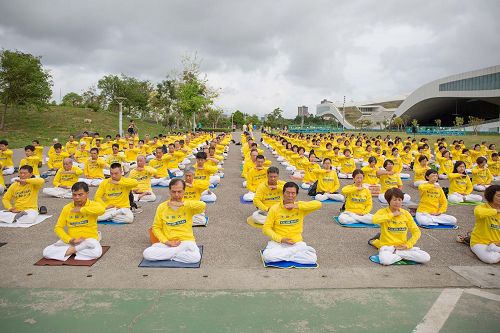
top-left (316, 100), bottom-right (355, 129)
top-left (395, 65), bottom-right (500, 126)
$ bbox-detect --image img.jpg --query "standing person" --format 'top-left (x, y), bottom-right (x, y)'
top-left (0, 165), bottom-right (44, 224)
top-left (262, 182), bottom-right (322, 264)
top-left (42, 182), bottom-right (105, 261)
top-left (143, 179), bottom-right (205, 263)
top-left (371, 188), bottom-right (431, 265)
top-left (470, 185), bottom-right (500, 264)
top-left (128, 120), bottom-right (137, 135)
top-left (94, 163), bottom-right (138, 223)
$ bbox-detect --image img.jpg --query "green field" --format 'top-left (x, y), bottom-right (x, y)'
top-left (0, 106), bottom-right (168, 148)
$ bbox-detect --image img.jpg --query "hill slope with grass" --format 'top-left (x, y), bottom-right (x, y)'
top-left (0, 106), bottom-right (167, 148)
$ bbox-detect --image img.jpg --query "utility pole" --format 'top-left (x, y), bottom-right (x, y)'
top-left (342, 95), bottom-right (346, 131)
top-left (115, 97), bottom-right (127, 136)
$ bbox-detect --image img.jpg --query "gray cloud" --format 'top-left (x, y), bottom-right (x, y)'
top-left (0, 0), bottom-right (499, 117)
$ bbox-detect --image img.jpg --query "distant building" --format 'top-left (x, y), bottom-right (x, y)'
top-left (297, 106), bottom-right (309, 117)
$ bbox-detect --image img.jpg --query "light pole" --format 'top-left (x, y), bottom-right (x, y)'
top-left (231, 113), bottom-right (235, 130)
top-left (115, 97), bottom-right (126, 136)
top-left (342, 95), bottom-right (346, 131)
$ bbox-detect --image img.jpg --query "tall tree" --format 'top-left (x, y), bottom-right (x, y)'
top-left (62, 92), bottom-right (83, 107)
top-left (0, 49), bottom-right (52, 129)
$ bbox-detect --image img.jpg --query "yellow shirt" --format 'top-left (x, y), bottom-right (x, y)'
top-left (34, 146), bottom-right (44, 160)
top-left (0, 149), bottom-right (14, 167)
top-left (48, 152), bottom-right (69, 169)
top-left (184, 180), bottom-right (210, 201)
top-left (379, 173), bottom-right (402, 193)
top-left (253, 180), bottom-right (285, 211)
top-left (246, 167), bottom-right (268, 192)
top-left (2, 178), bottom-right (45, 210)
top-left (19, 156), bottom-right (41, 176)
top-left (54, 200), bottom-right (105, 243)
top-left (152, 200), bottom-right (206, 242)
top-left (472, 166), bottom-right (493, 185)
top-left (471, 203), bottom-right (500, 247)
top-left (303, 162), bottom-right (320, 183)
top-left (417, 183), bottom-right (447, 214)
top-left (94, 177), bottom-right (138, 208)
top-left (74, 149), bottom-right (90, 164)
top-left (149, 158), bottom-right (169, 178)
top-left (106, 153), bottom-right (127, 166)
top-left (439, 159), bottom-right (453, 175)
top-left (339, 156), bottom-right (356, 174)
top-left (313, 169), bottom-right (340, 193)
top-left (53, 166), bottom-right (83, 188)
top-left (129, 166), bottom-right (157, 192)
top-left (489, 160), bottom-right (500, 176)
top-left (262, 201), bottom-right (322, 243)
top-left (373, 207), bottom-right (421, 248)
top-left (361, 165), bottom-right (379, 185)
top-left (65, 141), bottom-right (79, 155)
top-left (124, 148), bottom-right (140, 162)
top-left (341, 185), bottom-right (372, 215)
top-left (413, 164), bottom-right (430, 182)
top-left (194, 165), bottom-right (218, 182)
top-left (84, 158), bottom-right (108, 179)
top-left (448, 173), bottom-right (473, 195)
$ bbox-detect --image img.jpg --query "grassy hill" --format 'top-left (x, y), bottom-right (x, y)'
top-left (0, 106), bottom-right (167, 148)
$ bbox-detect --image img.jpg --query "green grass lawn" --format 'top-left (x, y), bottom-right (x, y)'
top-left (0, 106), bottom-right (168, 148)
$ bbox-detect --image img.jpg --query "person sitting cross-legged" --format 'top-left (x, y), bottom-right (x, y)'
top-left (338, 169), bottom-right (374, 225)
top-left (129, 155), bottom-right (157, 202)
top-left (448, 161), bottom-right (483, 204)
top-left (79, 148), bottom-right (108, 187)
top-left (312, 158), bottom-right (345, 202)
top-left (43, 158), bottom-right (83, 199)
top-left (42, 182), bottom-right (105, 261)
top-left (242, 154), bottom-right (268, 202)
top-left (95, 163), bottom-right (138, 224)
top-left (371, 188), bottom-right (431, 265)
top-left (143, 179), bottom-right (206, 263)
top-left (183, 167), bottom-right (212, 226)
top-left (262, 182), bottom-right (322, 264)
top-left (250, 166), bottom-right (285, 225)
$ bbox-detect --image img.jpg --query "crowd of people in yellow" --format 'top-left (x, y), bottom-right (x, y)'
top-left (0, 127), bottom-right (498, 266)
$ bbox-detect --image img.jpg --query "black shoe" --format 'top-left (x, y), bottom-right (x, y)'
top-left (39, 206), bottom-right (47, 214)
top-left (368, 232), bottom-right (380, 248)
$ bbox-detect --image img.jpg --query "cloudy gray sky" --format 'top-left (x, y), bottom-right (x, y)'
top-left (1, 0), bottom-right (499, 118)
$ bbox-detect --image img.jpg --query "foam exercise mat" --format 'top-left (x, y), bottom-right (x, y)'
top-left (414, 217), bottom-right (459, 230)
top-left (369, 255), bottom-right (419, 265)
top-left (332, 216), bottom-right (379, 228)
top-left (0, 215), bottom-right (52, 228)
top-left (34, 246), bottom-right (110, 266)
top-left (260, 250), bottom-right (318, 269)
top-left (97, 220), bottom-right (128, 225)
top-left (448, 201), bottom-right (481, 206)
top-left (309, 196), bottom-right (343, 203)
top-left (209, 183), bottom-right (219, 189)
top-left (139, 246), bottom-right (203, 268)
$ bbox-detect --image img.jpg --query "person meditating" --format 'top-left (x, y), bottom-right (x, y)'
top-left (43, 158), bottom-right (83, 199)
top-left (79, 148), bottom-right (108, 187)
top-left (129, 155), bottom-right (158, 202)
top-left (183, 167), bottom-right (211, 226)
top-left (371, 188), bottom-right (431, 265)
top-left (95, 163), bottom-right (138, 223)
top-left (42, 182), bottom-right (105, 261)
top-left (470, 185), bottom-right (500, 264)
top-left (312, 158), bottom-right (344, 202)
top-left (0, 165), bottom-right (44, 224)
top-left (338, 169), bottom-right (374, 225)
top-left (250, 166), bottom-right (285, 225)
top-left (261, 182), bottom-right (322, 264)
top-left (143, 179), bottom-right (206, 263)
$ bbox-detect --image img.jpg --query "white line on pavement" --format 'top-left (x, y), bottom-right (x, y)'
top-left (464, 288), bottom-right (500, 302)
top-left (412, 288), bottom-right (463, 333)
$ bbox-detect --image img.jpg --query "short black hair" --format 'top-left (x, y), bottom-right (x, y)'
top-left (169, 178), bottom-right (186, 190)
top-left (54, 143), bottom-right (62, 149)
top-left (352, 169), bottom-right (364, 178)
top-left (484, 184), bottom-right (500, 203)
top-left (384, 188), bottom-right (404, 203)
top-left (256, 154), bottom-right (265, 160)
top-left (267, 166), bottom-right (279, 175)
top-left (110, 162), bottom-right (122, 170)
top-left (383, 159), bottom-right (394, 168)
top-left (452, 160), bottom-right (466, 174)
top-left (32, 139), bottom-right (40, 144)
top-left (368, 156), bottom-right (377, 164)
top-left (71, 181), bottom-right (89, 193)
top-left (90, 147), bottom-right (98, 153)
top-left (112, 143), bottom-right (119, 149)
top-left (283, 181), bottom-right (299, 194)
top-left (20, 165), bottom-right (33, 173)
top-left (418, 155), bottom-right (428, 162)
top-left (25, 145), bottom-right (35, 152)
top-left (476, 156), bottom-right (487, 165)
top-left (425, 169), bottom-right (438, 180)
top-left (196, 152), bottom-right (207, 160)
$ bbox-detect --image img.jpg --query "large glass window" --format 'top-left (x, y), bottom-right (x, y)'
top-left (439, 72), bottom-right (500, 91)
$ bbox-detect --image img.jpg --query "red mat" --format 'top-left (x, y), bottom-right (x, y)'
top-left (34, 246), bottom-right (110, 266)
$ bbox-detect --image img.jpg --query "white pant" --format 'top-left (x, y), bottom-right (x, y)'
top-left (151, 177), bottom-right (171, 187)
top-left (494, 176), bottom-right (500, 182)
top-left (243, 191), bottom-right (255, 202)
top-left (73, 162), bottom-right (84, 169)
top-left (78, 177), bottom-right (103, 187)
top-left (143, 241), bottom-right (201, 263)
top-left (315, 193), bottom-right (345, 202)
top-left (471, 243), bottom-right (500, 264)
top-left (43, 187), bottom-right (72, 199)
top-left (262, 241), bottom-right (317, 264)
top-left (292, 172), bottom-right (304, 180)
top-left (200, 190), bottom-right (217, 202)
top-left (473, 184), bottom-right (489, 192)
top-left (210, 175), bottom-right (220, 185)
top-left (338, 211), bottom-right (374, 225)
top-left (338, 173), bottom-right (353, 179)
top-left (400, 173), bottom-right (411, 179)
top-left (193, 212), bottom-right (207, 226)
top-left (378, 193), bottom-right (411, 204)
top-left (242, 180), bottom-right (247, 188)
top-left (415, 212), bottom-right (457, 226)
top-left (43, 238), bottom-right (102, 261)
top-left (98, 208), bottom-right (134, 223)
top-left (0, 185), bottom-right (4, 195)
top-left (378, 245), bottom-right (430, 265)
top-left (438, 174), bottom-right (448, 180)
top-left (301, 183), bottom-right (311, 190)
top-left (448, 192), bottom-right (482, 203)
top-left (133, 192), bottom-right (157, 202)
top-left (413, 180), bottom-right (426, 187)
top-left (250, 210), bottom-right (267, 225)
top-left (286, 165), bottom-right (296, 172)
top-left (276, 156), bottom-right (285, 162)
top-left (169, 168), bottom-right (183, 177)
top-left (2, 167), bottom-right (14, 175)
top-left (0, 209), bottom-right (38, 224)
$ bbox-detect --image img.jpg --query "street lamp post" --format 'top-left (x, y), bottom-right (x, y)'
top-left (342, 95), bottom-right (346, 131)
top-left (115, 97), bottom-right (127, 136)
top-left (231, 113), bottom-right (234, 130)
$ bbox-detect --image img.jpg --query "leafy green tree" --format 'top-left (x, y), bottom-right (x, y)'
top-left (62, 92), bottom-right (83, 107)
top-left (232, 110), bottom-right (245, 127)
top-left (0, 49), bottom-right (52, 129)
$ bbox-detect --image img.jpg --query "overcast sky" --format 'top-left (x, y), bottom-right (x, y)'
top-left (0, 0), bottom-right (499, 118)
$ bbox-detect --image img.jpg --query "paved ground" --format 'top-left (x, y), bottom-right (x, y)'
top-left (0, 131), bottom-right (499, 332)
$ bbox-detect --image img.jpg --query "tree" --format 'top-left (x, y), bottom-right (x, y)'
top-left (434, 119), bottom-right (442, 128)
top-left (0, 49), bottom-right (53, 129)
top-left (393, 117), bottom-right (404, 131)
top-left (232, 110), bottom-right (245, 127)
top-left (454, 116), bottom-right (464, 131)
top-left (468, 116), bottom-right (484, 135)
top-left (62, 92), bottom-right (83, 107)
top-left (265, 107), bottom-right (285, 129)
top-left (411, 119), bottom-right (419, 128)
top-left (376, 121), bottom-right (382, 130)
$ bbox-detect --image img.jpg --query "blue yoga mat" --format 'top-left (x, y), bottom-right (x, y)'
top-left (309, 196), bottom-right (343, 203)
top-left (152, 184), bottom-right (169, 188)
top-left (260, 250), bottom-right (318, 269)
top-left (333, 216), bottom-right (379, 228)
top-left (448, 201), bottom-right (481, 206)
top-left (139, 245), bottom-right (203, 268)
top-left (240, 195), bottom-right (253, 204)
top-left (209, 183), bottom-right (219, 189)
top-left (97, 220), bottom-right (127, 225)
top-left (369, 255), bottom-right (419, 265)
top-left (413, 217), bottom-right (459, 230)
